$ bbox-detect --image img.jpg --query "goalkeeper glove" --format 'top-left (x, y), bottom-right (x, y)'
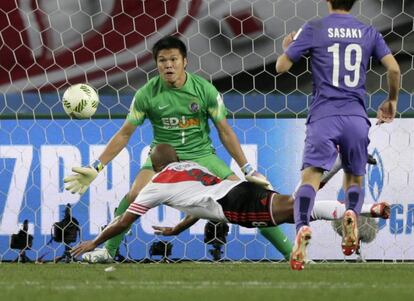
top-left (64, 160), bottom-right (104, 195)
top-left (241, 163), bottom-right (273, 190)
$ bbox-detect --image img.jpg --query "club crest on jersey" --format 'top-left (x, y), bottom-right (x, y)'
top-left (189, 102), bottom-right (199, 112)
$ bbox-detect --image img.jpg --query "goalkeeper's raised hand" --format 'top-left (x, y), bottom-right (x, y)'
top-left (241, 163), bottom-right (273, 190)
top-left (64, 160), bottom-right (104, 195)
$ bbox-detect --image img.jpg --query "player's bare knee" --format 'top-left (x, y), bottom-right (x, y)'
top-left (343, 173), bottom-right (363, 188)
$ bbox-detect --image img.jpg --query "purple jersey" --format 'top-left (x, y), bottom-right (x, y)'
top-left (286, 14), bottom-right (391, 122)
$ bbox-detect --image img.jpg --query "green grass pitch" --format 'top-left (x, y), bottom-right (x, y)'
top-left (1, 262), bottom-right (413, 301)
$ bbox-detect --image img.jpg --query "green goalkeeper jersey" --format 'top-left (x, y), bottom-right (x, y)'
top-left (126, 72), bottom-right (227, 159)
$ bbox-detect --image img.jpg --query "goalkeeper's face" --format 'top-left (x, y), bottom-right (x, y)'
top-left (156, 48), bottom-right (188, 88)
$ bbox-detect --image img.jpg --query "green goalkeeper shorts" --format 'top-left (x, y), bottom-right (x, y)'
top-left (141, 153), bottom-right (235, 179)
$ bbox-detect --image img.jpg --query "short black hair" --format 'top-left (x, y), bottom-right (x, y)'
top-left (150, 143), bottom-right (179, 172)
top-left (152, 36), bottom-right (187, 61)
top-left (328, 0), bottom-right (357, 11)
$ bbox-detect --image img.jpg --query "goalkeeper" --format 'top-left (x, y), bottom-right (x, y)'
top-left (70, 143), bottom-right (390, 259)
top-left (64, 35), bottom-right (292, 263)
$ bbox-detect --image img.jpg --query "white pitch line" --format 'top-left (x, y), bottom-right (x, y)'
top-left (0, 280), bottom-right (412, 291)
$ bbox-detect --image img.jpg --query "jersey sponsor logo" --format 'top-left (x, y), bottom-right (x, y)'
top-left (259, 197), bottom-right (268, 207)
top-left (158, 104), bottom-right (169, 110)
top-left (161, 116), bottom-right (200, 129)
top-left (188, 169), bottom-right (221, 186)
top-left (251, 221), bottom-right (268, 227)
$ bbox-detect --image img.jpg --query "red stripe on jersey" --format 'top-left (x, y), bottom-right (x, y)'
top-left (127, 207), bottom-right (144, 216)
top-left (153, 168), bottom-right (221, 186)
top-left (224, 211), bottom-right (270, 217)
top-left (223, 211), bottom-right (271, 222)
top-left (129, 203), bottom-right (150, 210)
top-left (128, 209), bottom-right (147, 215)
top-left (225, 216), bottom-right (270, 222)
top-left (129, 203), bottom-right (150, 215)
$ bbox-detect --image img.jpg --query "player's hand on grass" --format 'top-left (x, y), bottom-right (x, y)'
top-left (152, 226), bottom-right (177, 236)
top-left (241, 163), bottom-right (273, 190)
top-left (70, 240), bottom-right (98, 258)
top-left (376, 99), bottom-right (397, 125)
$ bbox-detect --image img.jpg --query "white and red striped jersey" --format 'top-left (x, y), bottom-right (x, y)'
top-left (126, 161), bottom-right (243, 222)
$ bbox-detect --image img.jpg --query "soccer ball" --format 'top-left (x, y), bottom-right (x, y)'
top-left (62, 83), bottom-right (99, 119)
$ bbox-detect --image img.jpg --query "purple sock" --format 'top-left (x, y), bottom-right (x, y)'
top-left (345, 185), bottom-right (363, 214)
top-left (294, 184), bottom-right (316, 232)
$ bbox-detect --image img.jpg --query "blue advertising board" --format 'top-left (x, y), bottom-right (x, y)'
top-left (0, 118), bottom-right (303, 261)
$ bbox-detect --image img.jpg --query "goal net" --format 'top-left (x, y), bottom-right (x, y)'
top-left (0, 0), bottom-right (413, 262)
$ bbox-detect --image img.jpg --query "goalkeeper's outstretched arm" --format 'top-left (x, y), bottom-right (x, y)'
top-left (97, 121), bottom-right (137, 165)
top-left (64, 121), bottom-right (137, 194)
top-left (214, 118), bottom-right (248, 171)
top-left (215, 118), bottom-right (271, 188)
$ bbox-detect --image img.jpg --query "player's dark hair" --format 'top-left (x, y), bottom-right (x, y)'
top-left (328, 0), bottom-right (357, 11)
top-left (150, 143), bottom-right (179, 172)
top-left (152, 36), bottom-right (187, 61)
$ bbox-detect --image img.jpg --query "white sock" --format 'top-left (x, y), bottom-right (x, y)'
top-left (311, 200), bottom-right (373, 221)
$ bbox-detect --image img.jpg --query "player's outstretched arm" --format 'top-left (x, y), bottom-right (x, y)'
top-left (214, 118), bottom-right (271, 188)
top-left (97, 120), bottom-right (137, 165)
top-left (64, 121), bottom-right (137, 195)
top-left (214, 118), bottom-right (248, 171)
top-left (377, 54), bottom-right (400, 125)
top-left (71, 212), bottom-right (139, 258)
top-left (275, 31), bottom-right (296, 73)
top-left (153, 215), bottom-right (200, 236)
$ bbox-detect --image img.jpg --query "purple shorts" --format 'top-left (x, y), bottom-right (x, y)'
top-left (302, 116), bottom-right (370, 176)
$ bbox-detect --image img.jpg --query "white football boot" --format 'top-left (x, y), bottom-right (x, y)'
top-left (82, 248), bottom-right (114, 263)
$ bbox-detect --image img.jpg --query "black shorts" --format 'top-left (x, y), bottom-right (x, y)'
top-left (217, 182), bottom-right (277, 228)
